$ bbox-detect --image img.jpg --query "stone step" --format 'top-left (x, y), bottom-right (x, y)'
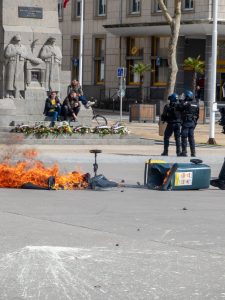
top-left (0, 137), bottom-right (154, 145)
top-left (0, 127), bottom-right (154, 145)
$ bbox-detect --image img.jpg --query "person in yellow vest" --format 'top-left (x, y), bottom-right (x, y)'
top-left (43, 91), bottom-right (61, 127)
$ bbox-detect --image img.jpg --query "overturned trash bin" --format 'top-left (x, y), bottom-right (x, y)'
top-left (144, 159), bottom-right (211, 191)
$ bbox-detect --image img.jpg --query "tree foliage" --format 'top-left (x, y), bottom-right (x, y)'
top-left (184, 55), bottom-right (205, 94)
top-left (131, 62), bottom-right (151, 102)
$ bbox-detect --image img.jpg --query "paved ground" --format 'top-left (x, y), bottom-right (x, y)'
top-left (104, 113), bottom-right (225, 146)
top-left (0, 118), bottom-right (225, 300)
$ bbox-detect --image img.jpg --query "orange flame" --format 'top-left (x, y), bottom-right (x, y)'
top-left (0, 150), bottom-right (89, 190)
top-left (162, 169), bottom-right (172, 185)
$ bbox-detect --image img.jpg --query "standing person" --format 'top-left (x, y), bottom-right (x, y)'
top-left (62, 91), bottom-right (80, 121)
top-left (161, 93), bottom-right (182, 156)
top-left (180, 90), bottom-right (199, 157)
top-left (67, 79), bottom-right (95, 108)
top-left (40, 37), bottom-right (62, 93)
top-left (43, 91), bottom-right (61, 127)
top-left (219, 107), bottom-right (225, 134)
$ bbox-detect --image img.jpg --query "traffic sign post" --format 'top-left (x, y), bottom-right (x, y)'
top-left (117, 67), bottom-right (126, 122)
top-left (117, 67), bottom-right (126, 78)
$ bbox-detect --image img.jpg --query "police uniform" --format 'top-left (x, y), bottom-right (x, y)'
top-left (180, 99), bottom-right (199, 157)
top-left (161, 100), bottom-right (182, 156)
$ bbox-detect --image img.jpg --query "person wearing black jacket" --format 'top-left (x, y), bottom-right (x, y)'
top-left (62, 91), bottom-right (81, 121)
top-left (180, 90), bottom-right (199, 157)
top-left (219, 107), bottom-right (225, 134)
top-left (161, 93), bottom-right (182, 156)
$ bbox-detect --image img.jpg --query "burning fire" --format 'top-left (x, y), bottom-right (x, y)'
top-left (0, 149), bottom-right (89, 190)
top-left (162, 169), bottom-right (172, 186)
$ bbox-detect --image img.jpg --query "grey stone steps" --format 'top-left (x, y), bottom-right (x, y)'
top-left (0, 129), bottom-right (154, 145)
top-left (0, 136), bottom-right (154, 145)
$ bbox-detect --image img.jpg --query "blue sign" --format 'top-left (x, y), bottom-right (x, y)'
top-left (72, 58), bottom-right (79, 67)
top-left (117, 67), bottom-right (126, 77)
top-left (156, 57), bottom-right (161, 66)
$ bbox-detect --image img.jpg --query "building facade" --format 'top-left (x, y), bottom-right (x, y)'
top-left (59, 0), bottom-right (225, 110)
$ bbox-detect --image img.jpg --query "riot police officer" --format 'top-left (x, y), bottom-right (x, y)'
top-left (180, 90), bottom-right (199, 157)
top-left (161, 93), bottom-right (182, 156)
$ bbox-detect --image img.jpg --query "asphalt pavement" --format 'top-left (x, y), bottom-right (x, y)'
top-left (0, 144), bottom-right (225, 299)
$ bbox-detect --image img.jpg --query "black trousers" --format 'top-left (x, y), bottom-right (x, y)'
top-left (181, 122), bottom-right (196, 155)
top-left (62, 105), bottom-right (80, 121)
top-left (164, 122), bottom-right (181, 154)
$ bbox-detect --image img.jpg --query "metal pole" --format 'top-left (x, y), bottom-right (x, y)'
top-left (78, 0), bottom-right (84, 86)
top-left (120, 77), bottom-right (123, 121)
top-left (208, 0), bottom-right (218, 144)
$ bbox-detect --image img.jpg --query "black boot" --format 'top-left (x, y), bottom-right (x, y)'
top-left (161, 151), bottom-right (168, 156)
top-left (210, 159), bottom-right (225, 190)
top-left (181, 137), bottom-right (187, 157)
top-left (219, 159), bottom-right (225, 180)
top-left (180, 152), bottom-right (187, 157)
top-left (175, 142), bottom-right (181, 157)
top-left (161, 140), bottom-right (169, 156)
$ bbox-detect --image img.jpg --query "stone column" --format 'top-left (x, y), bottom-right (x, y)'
top-left (204, 35), bottom-right (213, 116)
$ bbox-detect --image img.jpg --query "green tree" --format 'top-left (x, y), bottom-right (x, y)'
top-left (131, 62), bottom-right (151, 103)
top-left (183, 55), bottom-right (205, 95)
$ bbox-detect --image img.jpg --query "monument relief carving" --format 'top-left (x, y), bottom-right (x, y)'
top-left (4, 34), bottom-right (42, 99)
top-left (39, 37), bottom-right (62, 93)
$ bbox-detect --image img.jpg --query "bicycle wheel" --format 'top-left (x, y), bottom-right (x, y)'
top-left (93, 114), bottom-right (108, 126)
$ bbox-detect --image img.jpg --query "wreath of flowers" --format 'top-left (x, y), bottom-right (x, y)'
top-left (11, 122), bottom-right (130, 138)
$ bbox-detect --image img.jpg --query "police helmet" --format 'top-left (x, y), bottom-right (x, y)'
top-left (184, 90), bottom-right (194, 100)
top-left (168, 93), bottom-right (179, 103)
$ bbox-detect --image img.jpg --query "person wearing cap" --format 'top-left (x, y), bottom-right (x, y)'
top-left (4, 34), bottom-right (28, 99)
top-left (39, 37), bottom-right (62, 93)
top-left (161, 93), bottom-right (182, 156)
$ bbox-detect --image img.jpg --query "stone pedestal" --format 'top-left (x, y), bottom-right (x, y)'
top-left (0, 1), bottom-right (71, 126)
top-left (0, 99), bottom-right (16, 126)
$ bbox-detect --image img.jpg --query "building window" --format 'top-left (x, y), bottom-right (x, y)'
top-left (72, 39), bottom-right (80, 80)
top-left (154, 0), bottom-right (167, 13)
top-left (97, 0), bottom-right (106, 16)
top-left (58, 0), bottom-right (63, 19)
top-left (128, 0), bottom-right (141, 15)
top-left (184, 0), bottom-right (194, 10)
top-left (151, 37), bottom-right (169, 86)
top-left (72, 0), bottom-right (81, 19)
top-left (76, 0), bottom-right (81, 17)
top-left (94, 38), bottom-right (105, 84)
top-left (126, 37), bottom-right (144, 84)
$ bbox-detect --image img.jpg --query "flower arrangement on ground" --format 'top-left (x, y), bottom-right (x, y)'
top-left (11, 122), bottom-right (129, 138)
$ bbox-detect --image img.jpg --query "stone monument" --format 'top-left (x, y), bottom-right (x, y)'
top-left (0, 0), bottom-right (70, 125)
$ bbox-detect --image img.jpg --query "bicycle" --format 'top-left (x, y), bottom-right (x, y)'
top-left (89, 97), bottom-right (108, 126)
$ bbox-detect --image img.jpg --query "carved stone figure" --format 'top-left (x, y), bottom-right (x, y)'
top-left (39, 37), bottom-right (62, 93)
top-left (4, 34), bottom-right (43, 99)
top-left (4, 34), bottom-right (28, 99)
